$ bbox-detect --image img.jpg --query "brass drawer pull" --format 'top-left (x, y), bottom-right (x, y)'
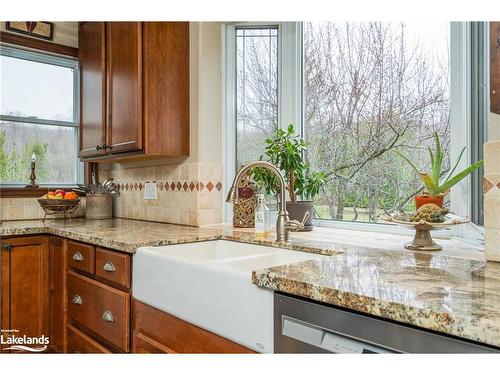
top-left (72, 294), bottom-right (83, 305)
top-left (102, 310), bottom-right (114, 323)
top-left (2, 243), bottom-right (12, 251)
top-left (103, 262), bottom-right (116, 273)
top-left (72, 252), bottom-right (83, 262)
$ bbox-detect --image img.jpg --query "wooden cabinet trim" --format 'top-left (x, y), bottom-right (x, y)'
top-left (491, 22), bottom-right (500, 114)
top-left (49, 236), bottom-right (68, 353)
top-left (132, 299), bottom-right (256, 354)
top-left (0, 31), bottom-right (78, 57)
top-left (132, 332), bottom-right (174, 353)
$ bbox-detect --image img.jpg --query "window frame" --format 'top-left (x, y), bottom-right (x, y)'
top-left (223, 21), bottom-right (486, 243)
top-left (0, 45), bottom-right (83, 189)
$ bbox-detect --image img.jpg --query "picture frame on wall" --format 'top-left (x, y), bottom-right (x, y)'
top-left (6, 21), bottom-right (54, 40)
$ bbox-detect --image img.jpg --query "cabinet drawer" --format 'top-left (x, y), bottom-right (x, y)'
top-left (132, 332), bottom-right (174, 353)
top-left (67, 325), bottom-right (111, 353)
top-left (68, 271), bottom-right (130, 351)
top-left (95, 247), bottom-right (131, 288)
top-left (68, 240), bottom-right (95, 275)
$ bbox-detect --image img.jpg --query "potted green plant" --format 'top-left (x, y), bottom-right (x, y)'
top-left (394, 132), bottom-right (483, 209)
top-left (252, 124), bottom-right (325, 231)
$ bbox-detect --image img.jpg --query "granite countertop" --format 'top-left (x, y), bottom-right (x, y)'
top-left (0, 219), bottom-right (223, 252)
top-left (252, 249), bottom-right (500, 348)
top-left (0, 218), bottom-right (353, 255)
top-left (2, 218), bottom-right (499, 348)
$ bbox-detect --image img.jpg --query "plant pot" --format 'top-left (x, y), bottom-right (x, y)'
top-left (286, 201), bottom-right (314, 231)
top-left (415, 195), bottom-right (444, 210)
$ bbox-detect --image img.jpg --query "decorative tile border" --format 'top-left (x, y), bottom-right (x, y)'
top-left (117, 180), bottom-right (223, 193)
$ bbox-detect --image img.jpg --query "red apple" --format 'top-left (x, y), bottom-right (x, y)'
top-left (54, 189), bottom-right (65, 195)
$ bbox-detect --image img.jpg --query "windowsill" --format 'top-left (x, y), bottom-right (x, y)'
top-left (211, 222), bottom-right (485, 261)
top-left (0, 186), bottom-right (81, 198)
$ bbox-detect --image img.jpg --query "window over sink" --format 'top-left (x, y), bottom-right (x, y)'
top-left (0, 46), bottom-right (82, 187)
top-left (224, 22), bottom-right (488, 242)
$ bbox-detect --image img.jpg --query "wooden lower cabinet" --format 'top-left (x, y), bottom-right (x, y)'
top-left (67, 325), bottom-right (111, 353)
top-left (1, 236), bottom-right (50, 353)
top-left (132, 299), bottom-right (256, 354)
top-left (2, 235), bottom-right (255, 354)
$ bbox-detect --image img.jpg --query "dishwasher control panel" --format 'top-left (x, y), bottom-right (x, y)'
top-left (282, 316), bottom-right (393, 353)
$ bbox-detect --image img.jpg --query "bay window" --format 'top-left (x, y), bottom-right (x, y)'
top-left (224, 21), bottom-right (487, 241)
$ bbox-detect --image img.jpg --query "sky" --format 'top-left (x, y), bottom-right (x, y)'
top-left (0, 55), bottom-right (74, 121)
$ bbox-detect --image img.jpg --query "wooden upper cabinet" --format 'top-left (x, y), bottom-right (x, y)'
top-left (78, 22), bottom-right (189, 162)
top-left (491, 22), bottom-right (500, 115)
top-left (143, 22), bottom-right (189, 156)
top-left (107, 22), bottom-right (143, 154)
top-left (1, 236), bottom-right (50, 352)
top-left (79, 22), bottom-right (106, 158)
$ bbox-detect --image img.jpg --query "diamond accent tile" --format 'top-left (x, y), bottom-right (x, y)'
top-left (215, 181), bottom-right (222, 191)
top-left (176, 182), bottom-right (182, 191)
top-left (189, 182), bottom-right (195, 191)
top-left (183, 182), bottom-right (188, 191)
top-left (199, 182), bottom-right (205, 191)
top-left (158, 182), bottom-right (164, 191)
top-left (125, 183), bottom-right (129, 190)
top-left (206, 181), bottom-right (214, 192)
top-left (165, 181), bottom-right (170, 191)
top-left (484, 176), bottom-right (494, 194)
top-left (171, 182), bottom-right (176, 190)
top-left (134, 182), bottom-right (138, 191)
top-left (139, 182), bottom-right (143, 191)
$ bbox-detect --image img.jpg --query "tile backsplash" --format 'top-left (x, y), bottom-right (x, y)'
top-left (484, 140), bottom-right (500, 261)
top-left (0, 197), bottom-right (86, 221)
top-left (99, 162), bottom-right (223, 226)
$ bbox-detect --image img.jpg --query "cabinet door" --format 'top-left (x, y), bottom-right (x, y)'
top-left (107, 22), bottom-right (143, 154)
top-left (79, 22), bottom-right (106, 158)
top-left (1, 236), bottom-right (49, 353)
top-left (49, 236), bottom-right (67, 353)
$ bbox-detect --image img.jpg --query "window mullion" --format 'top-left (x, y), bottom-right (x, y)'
top-left (0, 115), bottom-right (78, 128)
top-left (278, 22), bottom-right (303, 134)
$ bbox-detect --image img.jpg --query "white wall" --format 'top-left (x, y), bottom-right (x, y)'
top-left (489, 112), bottom-right (500, 141)
top-left (187, 22), bottom-right (223, 165)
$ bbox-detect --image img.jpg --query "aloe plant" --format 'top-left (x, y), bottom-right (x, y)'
top-left (394, 133), bottom-right (483, 196)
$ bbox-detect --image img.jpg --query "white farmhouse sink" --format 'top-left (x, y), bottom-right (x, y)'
top-left (132, 240), bottom-right (323, 353)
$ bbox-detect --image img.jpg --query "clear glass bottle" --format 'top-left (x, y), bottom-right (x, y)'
top-left (254, 194), bottom-right (270, 238)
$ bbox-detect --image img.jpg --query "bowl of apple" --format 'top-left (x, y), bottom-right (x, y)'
top-left (38, 189), bottom-right (81, 220)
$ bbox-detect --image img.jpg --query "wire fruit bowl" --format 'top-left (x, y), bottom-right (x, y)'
top-left (37, 198), bottom-right (81, 221)
top-left (379, 212), bottom-right (470, 251)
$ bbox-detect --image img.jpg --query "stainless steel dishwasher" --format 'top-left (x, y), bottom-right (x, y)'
top-left (274, 293), bottom-right (499, 353)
